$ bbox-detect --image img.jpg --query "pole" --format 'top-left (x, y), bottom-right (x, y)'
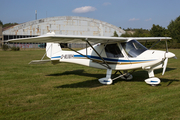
top-left (35, 10), bottom-right (37, 20)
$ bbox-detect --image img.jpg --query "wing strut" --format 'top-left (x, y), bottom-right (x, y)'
top-left (60, 43), bottom-right (111, 69)
top-left (148, 40), bottom-right (160, 49)
top-left (85, 38), bottom-right (111, 69)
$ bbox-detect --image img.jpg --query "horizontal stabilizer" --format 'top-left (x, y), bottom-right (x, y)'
top-left (29, 59), bottom-right (51, 64)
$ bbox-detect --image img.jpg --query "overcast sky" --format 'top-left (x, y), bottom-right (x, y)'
top-left (0, 0), bottom-right (179, 29)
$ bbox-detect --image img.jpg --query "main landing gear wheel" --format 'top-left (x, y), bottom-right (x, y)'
top-left (114, 71), bottom-right (133, 80)
top-left (98, 78), bottom-right (113, 85)
top-left (98, 69), bottom-right (134, 85)
top-left (98, 69), bottom-right (113, 85)
top-left (120, 73), bottom-right (133, 80)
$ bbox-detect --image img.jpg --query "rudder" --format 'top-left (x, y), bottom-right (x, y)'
top-left (46, 43), bottom-right (62, 58)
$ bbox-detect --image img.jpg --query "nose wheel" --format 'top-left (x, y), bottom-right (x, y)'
top-left (145, 69), bottom-right (161, 86)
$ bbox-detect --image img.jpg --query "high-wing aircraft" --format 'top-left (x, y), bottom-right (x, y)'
top-left (8, 32), bottom-right (177, 86)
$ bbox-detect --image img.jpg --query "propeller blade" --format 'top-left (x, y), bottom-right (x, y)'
top-left (174, 56), bottom-right (177, 59)
top-left (162, 58), bottom-right (168, 75)
top-left (162, 39), bottom-right (170, 75)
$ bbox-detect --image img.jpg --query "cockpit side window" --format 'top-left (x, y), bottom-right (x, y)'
top-left (105, 44), bottom-right (124, 58)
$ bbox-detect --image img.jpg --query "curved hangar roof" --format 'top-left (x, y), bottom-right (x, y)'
top-left (3, 16), bottom-right (125, 36)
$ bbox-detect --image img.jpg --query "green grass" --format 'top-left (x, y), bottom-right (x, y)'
top-left (0, 49), bottom-right (180, 120)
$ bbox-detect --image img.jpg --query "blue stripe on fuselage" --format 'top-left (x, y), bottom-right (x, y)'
top-left (51, 55), bottom-right (154, 63)
top-left (51, 56), bottom-right (61, 59)
top-left (73, 55), bottom-right (154, 63)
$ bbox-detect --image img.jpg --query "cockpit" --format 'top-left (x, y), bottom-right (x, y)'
top-left (105, 44), bottom-right (124, 58)
top-left (104, 40), bottom-right (148, 58)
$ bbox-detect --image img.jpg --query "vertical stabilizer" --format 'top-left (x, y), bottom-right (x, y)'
top-left (46, 43), bottom-right (62, 58)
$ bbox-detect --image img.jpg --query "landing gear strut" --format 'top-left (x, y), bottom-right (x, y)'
top-left (98, 69), bottom-right (113, 85)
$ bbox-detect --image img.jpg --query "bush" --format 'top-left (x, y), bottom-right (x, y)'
top-left (2, 44), bottom-right (9, 51)
top-left (169, 42), bottom-right (180, 49)
top-left (11, 46), bottom-right (20, 51)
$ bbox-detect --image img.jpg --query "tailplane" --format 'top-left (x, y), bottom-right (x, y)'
top-left (29, 43), bottom-right (61, 65)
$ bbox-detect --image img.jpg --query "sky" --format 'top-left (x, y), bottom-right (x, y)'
top-left (0, 0), bottom-right (180, 29)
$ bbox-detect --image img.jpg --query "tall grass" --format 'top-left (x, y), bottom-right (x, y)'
top-left (0, 49), bottom-right (180, 119)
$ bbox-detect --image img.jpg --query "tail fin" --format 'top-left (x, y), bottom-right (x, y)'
top-left (46, 43), bottom-right (62, 58)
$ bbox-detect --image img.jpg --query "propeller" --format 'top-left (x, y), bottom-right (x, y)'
top-left (162, 40), bottom-right (168, 75)
top-left (161, 37), bottom-right (177, 75)
top-left (162, 58), bottom-right (168, 75)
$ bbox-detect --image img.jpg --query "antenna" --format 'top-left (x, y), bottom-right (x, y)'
top-left (35, 10), bottom-right (37, 20)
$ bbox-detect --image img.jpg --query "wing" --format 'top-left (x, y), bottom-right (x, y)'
top-left (7, 32), bottom-right (171, 44)
top-left (7, 33), bottom-right (127, 44)
top-left (126, 37), bottom-right (171, 42)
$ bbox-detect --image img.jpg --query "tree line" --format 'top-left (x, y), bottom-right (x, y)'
top-left (0, 20), bottom-right (18, 28)
top-left (114, 16), bottom-right (180, 49)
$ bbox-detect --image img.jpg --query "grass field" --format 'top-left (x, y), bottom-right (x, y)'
top-left (0, 49), bottom-right (180, 120)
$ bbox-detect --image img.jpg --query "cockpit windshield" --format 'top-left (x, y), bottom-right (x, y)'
top-left (121, 40), bottom-right (148, 57)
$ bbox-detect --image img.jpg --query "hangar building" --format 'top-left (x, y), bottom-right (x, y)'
top-left (2, 16), bottom-right (125, 48)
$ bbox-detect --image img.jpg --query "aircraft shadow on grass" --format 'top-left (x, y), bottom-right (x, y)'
top-left (47, 70), bottom-right (104, 88)
top-left (47, 68), bottom-right (179, 88)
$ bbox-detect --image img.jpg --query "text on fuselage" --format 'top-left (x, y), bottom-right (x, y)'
top-left (60, 54), bottom-right (74, 59)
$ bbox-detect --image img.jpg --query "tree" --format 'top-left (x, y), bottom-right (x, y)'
top-left (120, 28), bottom-right (151, 37)
top-left (3, 23), bottom-right (18, 28)
top-left (120, 32), bottom-right (133, 37)
top-left (150, 24), bottom-right (167, 37)
top-left (168, 16), bottom-right (180, 43)
top-left (113, 31), bottom-right (119, 37)
top-left (0, 20), bottom-right (3, 26)
top-left (133, 28), bottom-right (151, 37)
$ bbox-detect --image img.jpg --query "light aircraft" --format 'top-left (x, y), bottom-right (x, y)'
top-left (8, 32), bottom-right (177, 86)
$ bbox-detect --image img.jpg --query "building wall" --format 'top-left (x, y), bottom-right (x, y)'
top-left (3, 16), bottom-right (125, 48)
top-left (3, 16), bottom-right (125, 37)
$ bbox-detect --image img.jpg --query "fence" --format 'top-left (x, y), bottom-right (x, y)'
top-left (7, 43), bottom-right (44, 49)
top-left (5, 43), bottom-right (88, 49)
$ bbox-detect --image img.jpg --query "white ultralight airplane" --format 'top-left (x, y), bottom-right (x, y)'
top-left (8, 32), bottom-right (177, 86)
